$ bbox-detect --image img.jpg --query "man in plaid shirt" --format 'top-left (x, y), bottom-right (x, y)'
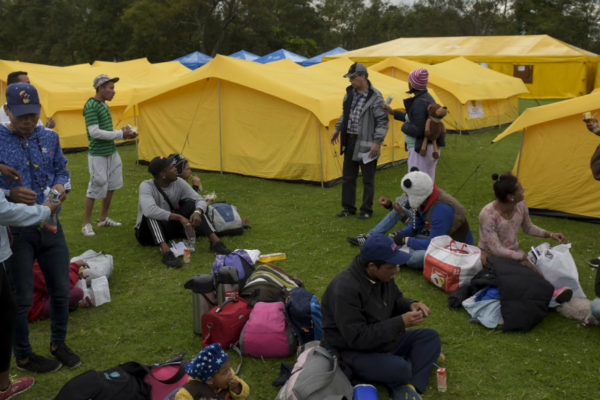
top-left (331, 62), bottom-right (389, 220)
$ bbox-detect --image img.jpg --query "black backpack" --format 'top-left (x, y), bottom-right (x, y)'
top-left (53, 362), bottom-right (150, 400)
top-left (54, 352), bottom-right (187, 400)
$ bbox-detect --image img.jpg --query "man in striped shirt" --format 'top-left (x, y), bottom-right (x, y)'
top-left (81, 74), bottom-right (137, 237)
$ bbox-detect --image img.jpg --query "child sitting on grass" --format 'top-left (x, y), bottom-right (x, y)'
top-left (176, 343), bottom-right (249, 400)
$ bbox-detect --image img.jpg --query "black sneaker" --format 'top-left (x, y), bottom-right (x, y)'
top-left (588, 258), bottom-right (600, 268)
top-left (347, 234), bottom-right (368, 247)
top-left (357, 212), bottom-right (371, 220)
top-left (16, 353), bottom-right (62, 373)
top-left (336, 209), bottom-right (355, 217)
top-left (162, 251), bottom-right (182, 268)
top-left (51, 343), bottom-right (81, 369)
top-left (210, 241), bottom-right (231, 255)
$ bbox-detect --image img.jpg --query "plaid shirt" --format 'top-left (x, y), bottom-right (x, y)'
top-left (347, 89), bottom-right (367, 135)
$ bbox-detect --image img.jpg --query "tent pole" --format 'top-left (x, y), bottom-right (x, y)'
top-left (516, 129), bottom-right (525, 177)
top-left (497, 99), bottom-right (500, 128)
top-left (134, 105), bottom-right (139, 165)
top-left (318, 123), bottom-right (324, 188)
top-left (218, 79), bottom-right (223, 174)
top-left (458, 100), bottom-right (462, 135)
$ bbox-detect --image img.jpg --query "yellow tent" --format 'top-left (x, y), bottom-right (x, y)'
top-left (326, 35), bottom-right (598, 99)
top-left (126, 55), bottom-right (417, 185)
top-left (370, 57), bottom-right (528, 132)
top-left (493, 91), bottom-right (600, 220)
top-left (0, 58), bottom-right (191, 149)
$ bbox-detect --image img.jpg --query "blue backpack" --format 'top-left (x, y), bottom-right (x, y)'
top-left (284, 287), bottom-right (323, 345)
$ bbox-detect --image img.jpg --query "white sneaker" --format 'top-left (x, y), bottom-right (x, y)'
top-left (97, 217), bottom-right (122, 227)
top-left (81, 224), bottom-right (95, 237)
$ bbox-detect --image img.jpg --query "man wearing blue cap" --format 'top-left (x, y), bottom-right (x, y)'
top-left (0, 83), bottom-right (80, 373)
top-left (321, 234), bottom-right (441, 400)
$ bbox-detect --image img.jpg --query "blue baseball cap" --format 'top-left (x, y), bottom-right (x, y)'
top-left (360, 234), bottom-right (410, 265)
top-left (6, 83), bottom-right (41, 117)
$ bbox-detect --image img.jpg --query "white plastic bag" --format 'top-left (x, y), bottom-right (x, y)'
top-left (529, 243), bottom-right (586, 298)
top-left (71, 250), bottom-right (114, 287)
top-left (90, 276), bottom-right (111, 307)
top-left (74, 278), bottom-right (92, 307)
top-left (424, 235), bottom-right (482, 292)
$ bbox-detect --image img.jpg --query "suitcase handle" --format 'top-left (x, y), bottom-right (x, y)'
top-left (216, 297), bottom-right (238, 313)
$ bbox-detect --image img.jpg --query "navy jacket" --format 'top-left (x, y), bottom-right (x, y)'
top-left (393, 90), bottom-right (445, 151)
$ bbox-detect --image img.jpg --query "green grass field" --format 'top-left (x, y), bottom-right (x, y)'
top-left (15, 116), bottom-right (600, 399)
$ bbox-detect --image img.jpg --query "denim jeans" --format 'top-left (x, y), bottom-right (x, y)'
top-left (591, 298), bottom-right (600, 319)
top-left (406, 250), bottom-right (426, 270)
top-left (6, 222), bottom-right (70, 360)
top-left (368, 209), bottom-right (403, 236)
top-left (369, 212), bottom-right (427, 269)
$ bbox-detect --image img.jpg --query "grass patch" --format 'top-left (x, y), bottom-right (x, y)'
top-left (17, 127), bottom-right (600, 399)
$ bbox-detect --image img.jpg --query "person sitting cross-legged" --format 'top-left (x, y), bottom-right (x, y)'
top-left (347, 170), bottom-right (473, 270)
top-left (321, 234), bottom-right (441, 400)
top-left (135, 156), bottom-right (231, 268)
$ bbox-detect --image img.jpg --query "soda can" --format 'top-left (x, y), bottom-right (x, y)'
top-left (183, 248), bottom-right (191, 263)
top-left (436, 367), bottom-right (447, 392)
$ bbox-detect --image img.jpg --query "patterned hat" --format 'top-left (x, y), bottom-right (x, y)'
top-left (401, 171), bottom-right (433, 209)
top-left (168, 153), bottom-right (187, 175)
top-left (6, 83), bottom-right (40, 117)
top-left (408, 68), bottom-right (428, 90)
top-left (184, 343), bottom-right (229, 381)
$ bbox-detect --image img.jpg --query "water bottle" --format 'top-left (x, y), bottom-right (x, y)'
top-left (184, 222), bottom-right (196, 245)
top-left (215, 265), bottom-right (239, 304)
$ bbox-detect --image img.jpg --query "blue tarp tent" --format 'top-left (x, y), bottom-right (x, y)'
top-left (175, 51), bottom-right (213, 70)
top-left (228, 50), bottom-right (260, 61)
top-left (255, 49), bottom-right (307, 64)
top-left (300, 47), bottom-right (347, 66)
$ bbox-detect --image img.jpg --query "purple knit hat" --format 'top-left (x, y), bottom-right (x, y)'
top-left (408, 68), bottom-right (428, 90)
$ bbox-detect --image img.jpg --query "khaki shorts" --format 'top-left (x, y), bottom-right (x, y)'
top-left (86, 152), bottom-right (123, 199)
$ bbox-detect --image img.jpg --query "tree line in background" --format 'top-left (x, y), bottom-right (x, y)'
top-left (0, 0), bottom-right (599, 66)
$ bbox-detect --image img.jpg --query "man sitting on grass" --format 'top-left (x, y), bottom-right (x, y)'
top-left (321, 234), bottom-right (441, 400)
top-left (347, 170), bottom-right (473, 270)
top-left (134, 156), bottom-right (231, 268)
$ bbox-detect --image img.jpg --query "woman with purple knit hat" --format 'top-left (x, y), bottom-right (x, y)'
top-left (382, 68), bottom-right (444, 181)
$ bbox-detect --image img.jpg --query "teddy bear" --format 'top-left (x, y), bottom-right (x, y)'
top-left (420, 103), bottom-right (447, 159)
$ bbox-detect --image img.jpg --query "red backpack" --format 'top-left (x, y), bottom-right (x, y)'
top-left (201, 297), bottom-right (253, 348)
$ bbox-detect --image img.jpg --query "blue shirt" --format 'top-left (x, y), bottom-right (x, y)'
top-left (0, 124), bottom-right (70, 204)
top-left (397, 203), bottom-right (474, 250)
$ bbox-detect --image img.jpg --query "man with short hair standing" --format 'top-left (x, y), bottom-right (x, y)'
top-left (0, 82), bottom-right (80, 373)
top-left (330, 62), bottom-right (389, 220)
top-left (321, 234), bottom-right (441, 400)
top-left (81, 74), bottom-right (137, 236)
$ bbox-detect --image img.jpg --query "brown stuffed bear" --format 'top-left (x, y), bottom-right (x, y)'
top-left (421, 103), bottom-right (447, 159)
